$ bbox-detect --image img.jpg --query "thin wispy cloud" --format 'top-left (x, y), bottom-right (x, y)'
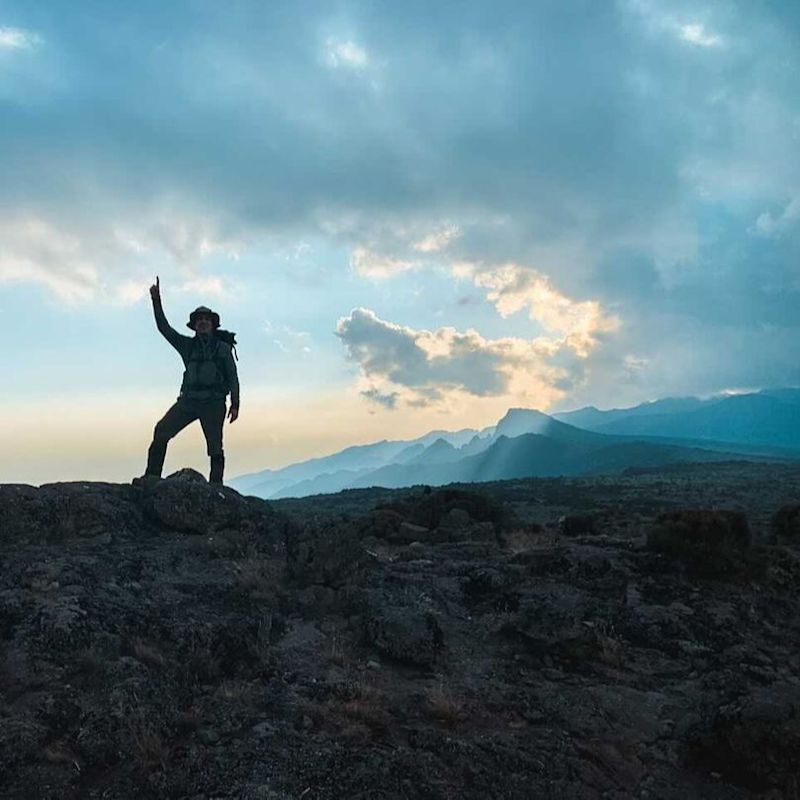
top-left (679, 23), bottom-right (722, 48)
top-left (413, 225), bottom-right (461, 253)
top-left (325, 38), bottom-right (368, 69)
top-left (0, 25), bottom-right (41, 49)
top-left (0, 216), bottom-right (100, 304)
top-left (755, 197), bottom-right (800, 238)
top-left (174, 275), bottom-right (229, 298)
top-left (264, 320), bottom-right (313, 355)
top-left (350, 246), bottom-right (418, 279)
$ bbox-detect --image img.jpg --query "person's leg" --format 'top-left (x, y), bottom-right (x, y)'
top-left (199, 400), bottom-right (227, 484)
top-left (145, 400), bottom-right (198, 477)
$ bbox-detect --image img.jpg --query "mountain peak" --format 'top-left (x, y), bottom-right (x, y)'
top-left (494, 407), bottom-right (555, 438)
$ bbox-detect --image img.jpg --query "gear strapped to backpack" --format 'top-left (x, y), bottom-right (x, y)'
top-left (214, 329), bottom-right (238, 360)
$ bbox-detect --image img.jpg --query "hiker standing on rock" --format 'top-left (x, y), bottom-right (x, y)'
top-left (135, 276), bottom-right (239, 485)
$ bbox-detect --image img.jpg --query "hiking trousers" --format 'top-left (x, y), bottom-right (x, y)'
top-left (145, 397), bottom-right (226, 478)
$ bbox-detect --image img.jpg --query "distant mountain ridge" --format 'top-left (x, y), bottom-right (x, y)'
top-left (233, 427), bottom-right (486, 498)
top-left (554, 388), bottom-right (800, 449)
top-left (229, 388), bottom-right (800, 499)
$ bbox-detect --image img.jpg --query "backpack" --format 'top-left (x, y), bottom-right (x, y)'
top-left (214, 329), bottom-right (238, 361)
top-left (183, 332), bottom-right (237, 396)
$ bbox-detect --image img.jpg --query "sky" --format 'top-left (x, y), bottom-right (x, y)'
top-left (1, 0), bottom-right (799, 484)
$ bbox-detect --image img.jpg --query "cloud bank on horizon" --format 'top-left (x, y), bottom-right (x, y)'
top-left (2, 0), bottom-right (800, 424)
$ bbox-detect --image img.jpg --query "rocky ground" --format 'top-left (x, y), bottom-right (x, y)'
top-left (2, 462), bottom-right (800, 799)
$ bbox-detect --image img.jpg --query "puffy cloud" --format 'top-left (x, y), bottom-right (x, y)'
top-left (459, 262), bottom-right (621, 358)
top-left (336, 307), bottom-right (594, 410)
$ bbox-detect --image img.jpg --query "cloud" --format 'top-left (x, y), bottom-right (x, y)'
top-left (350, 246), bottom-right (418, 279)
top-left (0, 216), bottom-right (100, 303)
top-left (113, 279), bottom-right (151, 306)
top-left (0, 26), bottom-right (41, 49)
top-left (626, 2), bottom-right (724, 50)
top-left (264, 320), bottom-right (313, 354)
top-left (360, 387), bottom-right (398, 409)
top-left (679, 23), bottom-right (722, 48)
top-left (413, 225), bottom-right (461, 253)
top-left (174, 275), bottom-right (228, 298)
top-left (0, 208), bottom-right (241, 304)
top-left (347, 221), bottom-right (462, 278)
top-left (326, 38), bottom-right (368, 69)
top-left (458, 262), bottom-right (621, 357)
top-left (754, 197), bottom-right (800, 238)
top-left (336, 307), bottom-right (598, 410)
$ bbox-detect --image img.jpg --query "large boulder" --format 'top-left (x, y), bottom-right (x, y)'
top-left (772, 504), bottom-right (800, 543)
top-left (691, 681), bottom-right (800, 793)
top-left (360, 508), bottom-right (406, 540)
top-left (139, 472), bottom-right (241, 535)
top-left (285, 515), bottom-right (368, 589)
top-left (138, 470), bottom-right (290, 545)
top-left (646, 509), bottom-right (750, 576)
top-left (0, 484), bottom-right (54, 543)
top-left (559, 514), bottom-right (597, 536)
top-left (503, 583), bottom-right (601, 661)
top-left (378, 487), bottom-right (519, 533)
top-left (0, 482), bottom-right (143, 544)
top-left (365, 605), bottom-right (443, 667)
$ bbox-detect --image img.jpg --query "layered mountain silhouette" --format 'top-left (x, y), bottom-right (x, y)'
top-left (554, 388), bottom-right (800, 449)
top-left (231, 388), bottom-right (800, 499)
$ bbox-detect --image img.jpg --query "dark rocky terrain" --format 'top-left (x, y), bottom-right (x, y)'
top-left (2, 462), bottom-right (800, 798)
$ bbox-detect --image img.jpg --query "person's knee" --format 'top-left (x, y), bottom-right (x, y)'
top-left (207, 444), bottom-right (224, 457)
top-left (153, 422), bottom-right (173, 442)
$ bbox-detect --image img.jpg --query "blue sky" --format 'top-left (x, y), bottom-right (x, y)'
top-left (1, 0), bottom-right (799, 483)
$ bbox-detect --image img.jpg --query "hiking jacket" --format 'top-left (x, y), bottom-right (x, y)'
top-left (152, 296), bottom-right (240, 409)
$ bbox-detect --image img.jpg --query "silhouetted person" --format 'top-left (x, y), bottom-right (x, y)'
top-left (136, 276), bottom-right (239, 485)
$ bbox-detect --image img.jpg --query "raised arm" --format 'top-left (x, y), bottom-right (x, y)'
top-left (150, 277), bottom-right (191, 355)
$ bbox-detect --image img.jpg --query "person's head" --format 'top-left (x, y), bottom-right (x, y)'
top-left (193, 312), bottom-right (214, 334)
top-left (187, 306), bottom-right (220, 334)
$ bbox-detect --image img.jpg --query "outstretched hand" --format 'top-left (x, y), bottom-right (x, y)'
top-left (228, 407), bottom-right (239, 423)
top-left (149, 275), bottom-right (160, 301)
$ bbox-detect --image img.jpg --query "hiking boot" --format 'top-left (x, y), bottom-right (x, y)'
top-left (132, 474), bottom-right (162, 488)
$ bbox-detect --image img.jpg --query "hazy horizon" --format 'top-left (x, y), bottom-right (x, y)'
top-left (2, 1), bottom-right (799, 484)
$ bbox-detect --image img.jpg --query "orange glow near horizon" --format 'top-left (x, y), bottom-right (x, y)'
top-left (0, 386), bottom-right (538, 485)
